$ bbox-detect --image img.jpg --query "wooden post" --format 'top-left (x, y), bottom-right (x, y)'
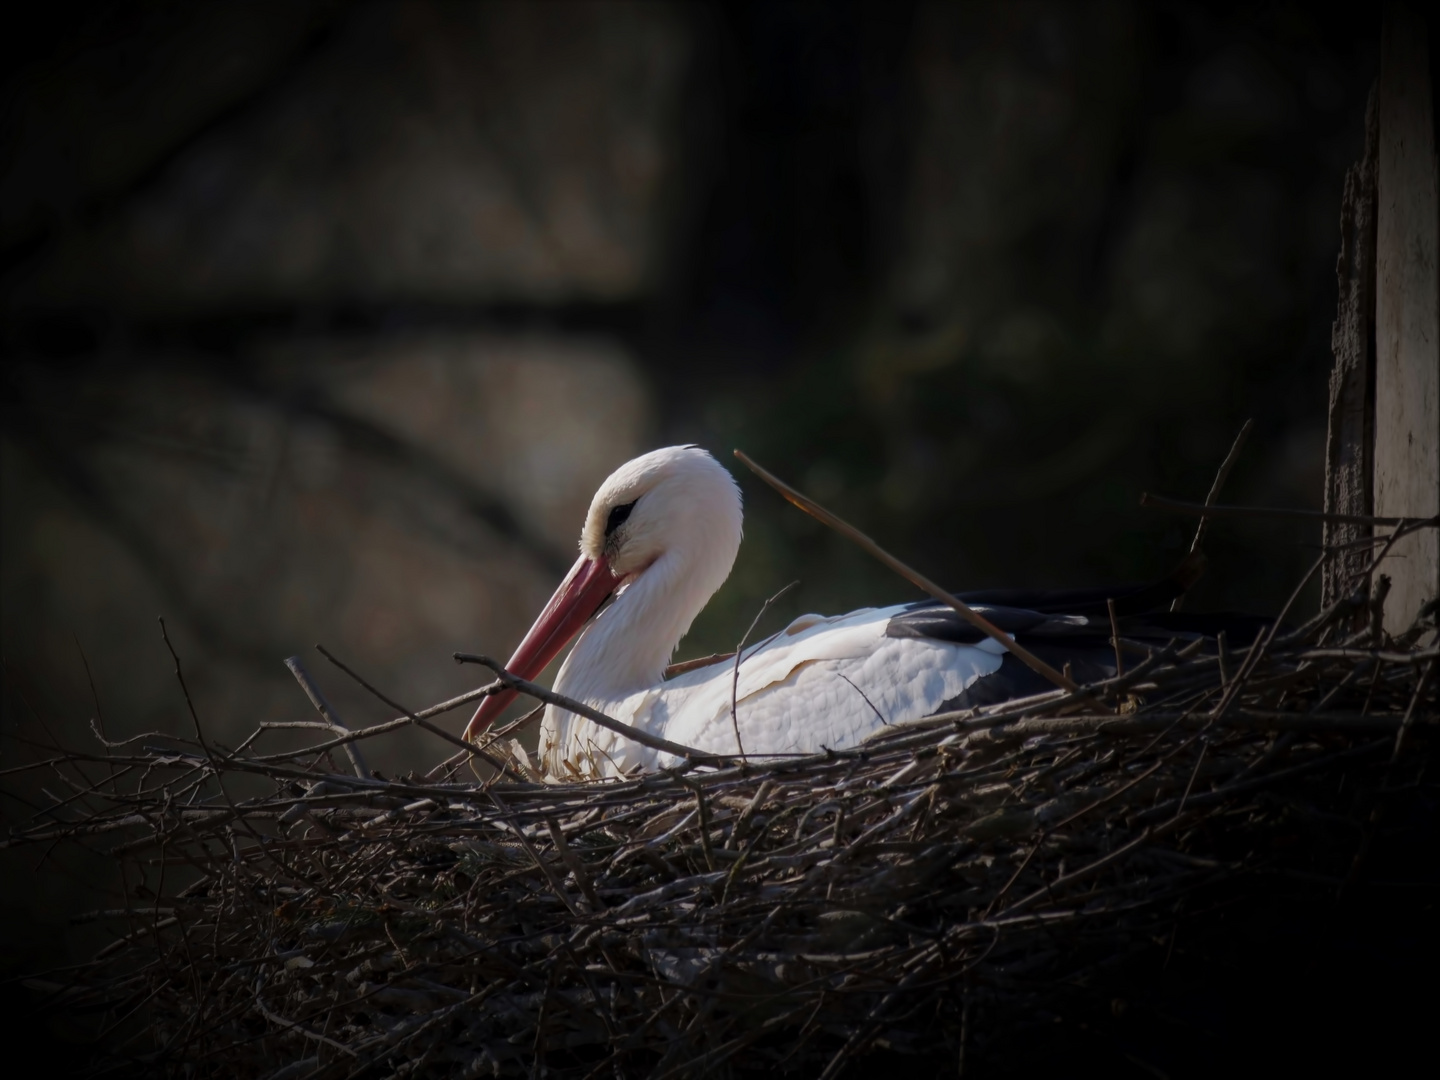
top-left (1322, 87), bottom-right (1379, 611)
top-left (1373, 1), bottom-right (1439, 633)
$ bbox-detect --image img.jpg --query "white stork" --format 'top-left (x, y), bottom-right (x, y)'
top-left (463, 446), bottom-right (1253, 775)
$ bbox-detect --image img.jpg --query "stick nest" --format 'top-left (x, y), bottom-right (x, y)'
top-left (11, 599), bottom-right (1438, 1078)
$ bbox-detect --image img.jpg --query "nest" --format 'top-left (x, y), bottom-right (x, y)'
top-left (9, 588), bottom-right (1438, 1078)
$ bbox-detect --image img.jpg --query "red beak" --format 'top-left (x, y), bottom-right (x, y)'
top-left (463, 554), bottom-right (618, 740)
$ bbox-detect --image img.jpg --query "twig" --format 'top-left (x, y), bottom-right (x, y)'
top-left (284, 656), bottom-right (370, 779)
top-left (404, 681), bottom-right (508, 722)
top-left (453, 654), bottom-right (729, 764)
top-left (1390, 657), bottom-right (1436, 764)
top-left (313, 644), bottom-right (523, 783)
top-left (1136, 739), bottom-right (1391, 824)
top-left (1210, 552), bottom-right (1326, 719)
top-left (838, 674), bottom-right (888, 728)
top-left (1140, 493), bottom-right (1439, 529)
top-left (545, 817), bottom-right (602, 911)
top-left (254, 992), bottom-right (358, 1059)
top-left (160, 619), bottom-right (302, 881)
top-left (666, 653), bottom-right (736, 678)
top-left (1172, 418), bottom-right (1252, 611)
top-left (1176, 739), bottom-right (1208, 818)
top-left (1107, 598), bottom-right (1125, 679)
top-left (472, 703), bottom-right (547, 762)
top-left (729, 580), bottom-right (800, 758)
top-left (73, 634), bottom-right (106, 743)
top-left (733, 450), bottom-right (1078, 694)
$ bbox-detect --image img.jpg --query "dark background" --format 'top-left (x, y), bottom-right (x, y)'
top-left (1, 0), bottom-right (1383, 1044)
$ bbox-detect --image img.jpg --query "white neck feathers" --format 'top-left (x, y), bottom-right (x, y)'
top-left (553, 447), bottom-right (743, 711)
top-left (553, 550), bottom-right (706, 706)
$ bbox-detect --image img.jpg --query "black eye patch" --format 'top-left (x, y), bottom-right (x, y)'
top-left (604, 500), bottom-right (637, 537)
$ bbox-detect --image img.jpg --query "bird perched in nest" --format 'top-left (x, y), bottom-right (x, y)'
top-left (464, 446), bottom-right (1266, 775)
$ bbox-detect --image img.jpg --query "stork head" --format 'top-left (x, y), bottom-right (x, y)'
top-left (464, 446), bottom-right (743, 739)
top-left (580, 445), bottom-right (743, 584)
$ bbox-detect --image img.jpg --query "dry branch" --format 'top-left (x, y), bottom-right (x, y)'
top-left (734, 450), bottom-right (1080, 693)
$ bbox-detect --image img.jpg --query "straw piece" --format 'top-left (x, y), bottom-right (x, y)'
top-left (732, 450), bottom-right (1079, 694)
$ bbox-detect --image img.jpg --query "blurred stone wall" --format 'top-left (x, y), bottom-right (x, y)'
top-left (15, 2), bottom-right (681, 308)
top-left (3, 1), bottom-right (681, 772)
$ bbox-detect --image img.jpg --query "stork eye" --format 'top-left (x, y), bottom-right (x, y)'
top-left (605, 500), bottom-right (637, 537)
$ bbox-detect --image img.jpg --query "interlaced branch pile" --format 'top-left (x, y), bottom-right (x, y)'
top-left (7, 585), bottom-right (1438, 1078)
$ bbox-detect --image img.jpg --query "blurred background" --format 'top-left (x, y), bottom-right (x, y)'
top-left (1, 0), bottom-right (1379, 971)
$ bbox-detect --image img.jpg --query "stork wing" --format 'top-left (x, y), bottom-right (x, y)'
top-left (635, 606), bottom-right (1004, 761)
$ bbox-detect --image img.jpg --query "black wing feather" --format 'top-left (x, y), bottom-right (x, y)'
top-left (887, 605), bottom-right (1272, 649)
top-left (881, 552), bottom-right (1271, 712)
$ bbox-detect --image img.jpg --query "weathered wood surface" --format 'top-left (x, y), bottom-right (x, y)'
top-left (1373, 1), bottom-right (1439, 633)
top-left (1323, 86), bottom-right (1379, 610)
